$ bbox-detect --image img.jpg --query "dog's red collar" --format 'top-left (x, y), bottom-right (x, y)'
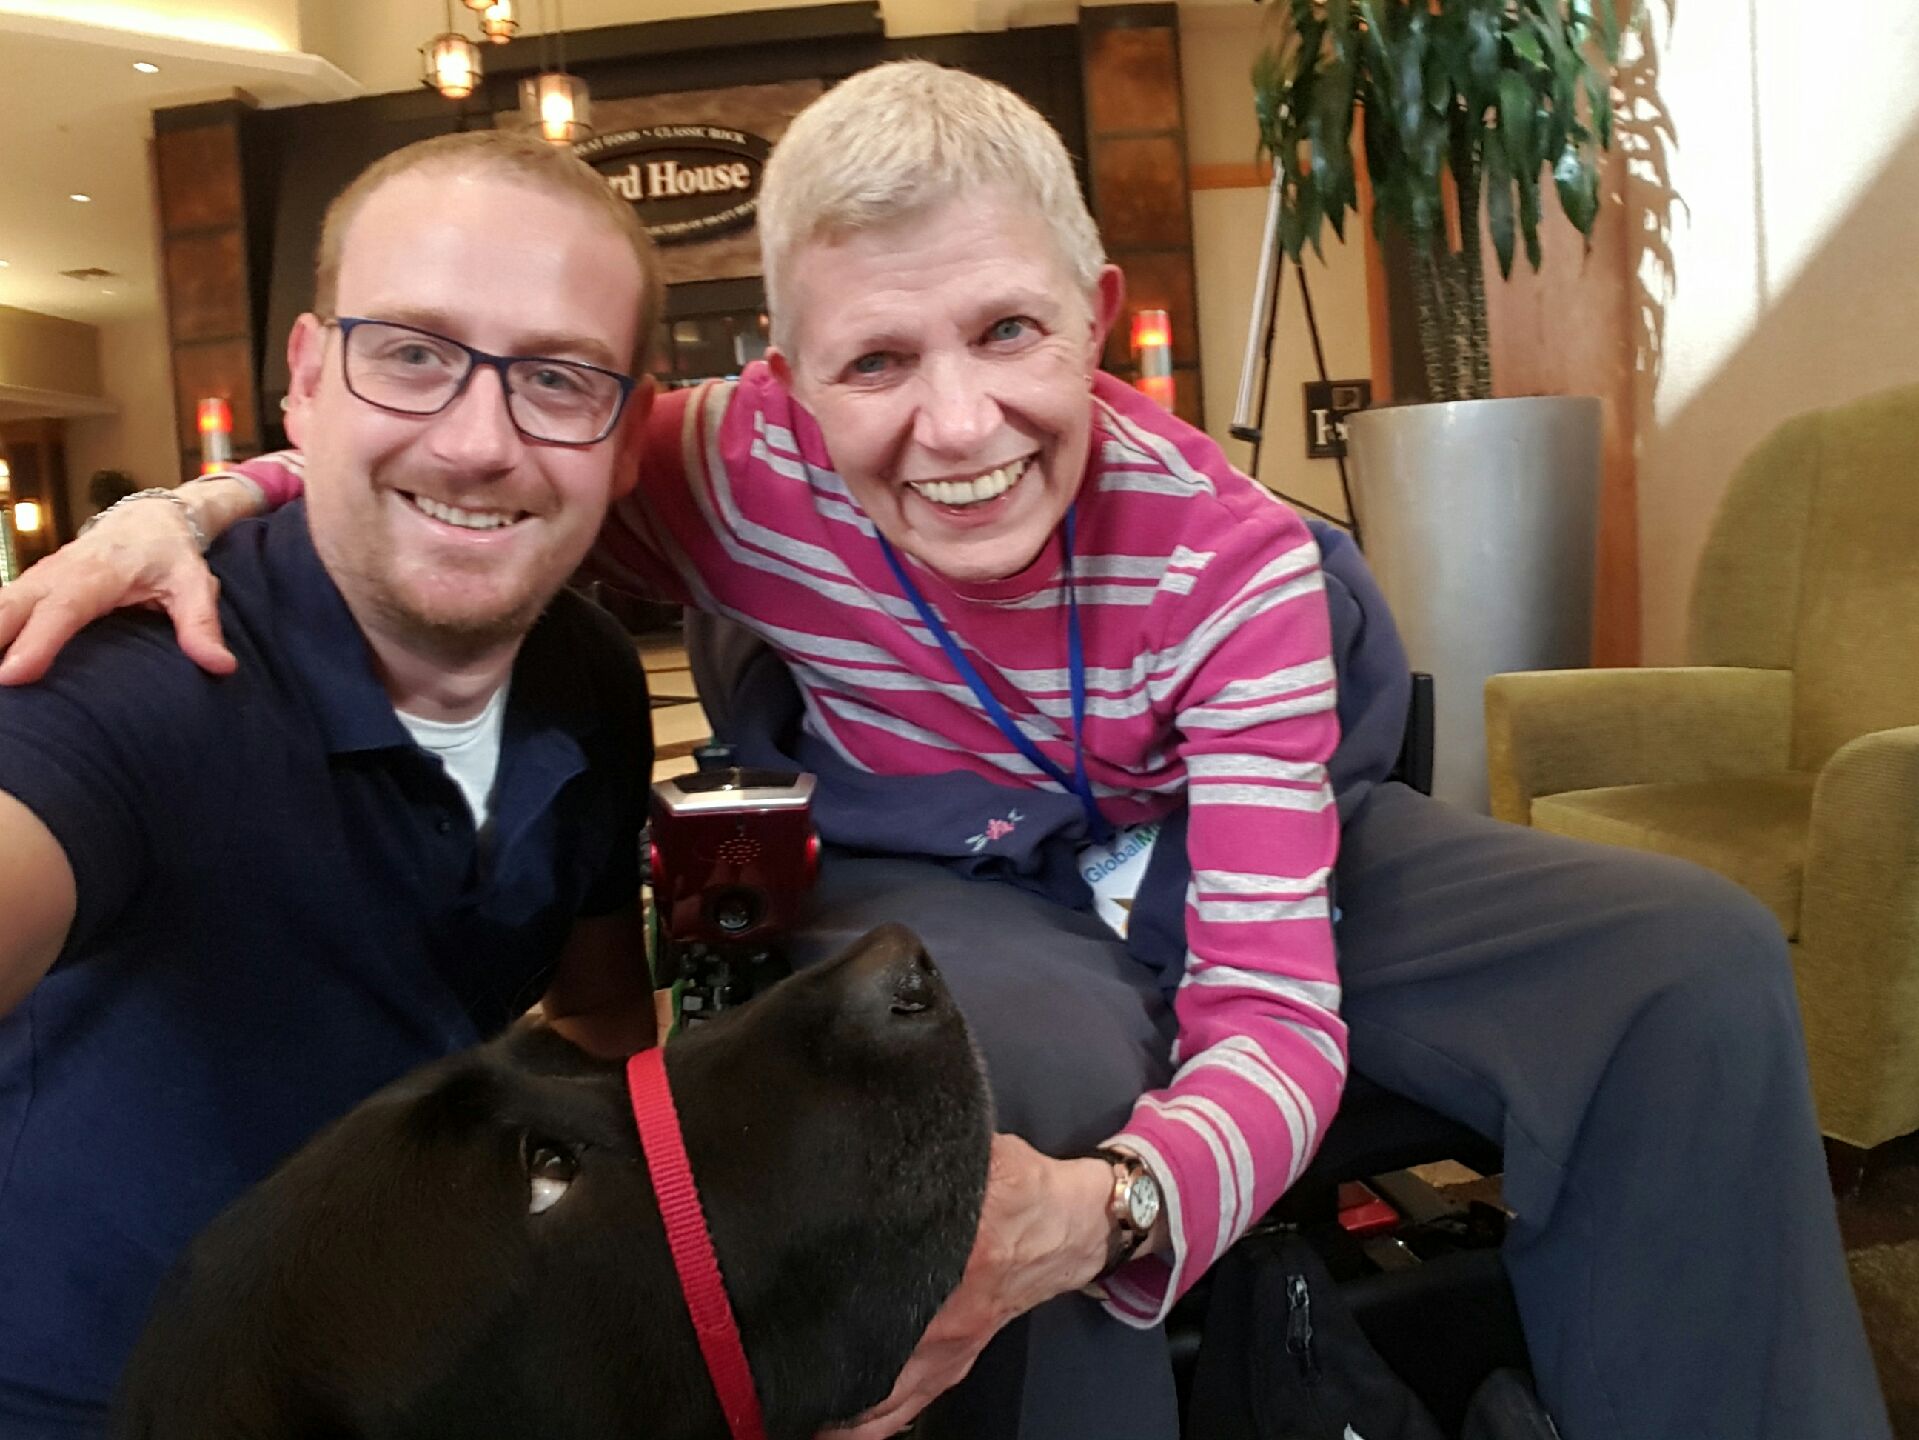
top-left (626, 1047), bottom-right (769, 1440)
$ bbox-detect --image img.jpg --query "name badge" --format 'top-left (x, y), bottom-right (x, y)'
top-left (1078, 821), bottom-right (1161, 938)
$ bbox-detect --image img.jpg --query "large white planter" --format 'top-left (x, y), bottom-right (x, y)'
top-left (1345, 396), bottom-right (1602, 813)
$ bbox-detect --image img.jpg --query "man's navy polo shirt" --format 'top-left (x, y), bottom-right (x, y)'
top-left (0, 502), bottom-right (651, 1432)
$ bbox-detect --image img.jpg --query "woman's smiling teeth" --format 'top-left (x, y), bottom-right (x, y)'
top-left (908, 457), bottom-right (1031, 509)
top-left (407, 492), bottom-right (524, 532)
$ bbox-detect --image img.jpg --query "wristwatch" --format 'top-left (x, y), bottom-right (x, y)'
top-left (1092, 1147), bottom-right (1162, 1279)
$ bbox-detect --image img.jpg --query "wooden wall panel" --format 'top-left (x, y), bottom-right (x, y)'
top-left (1082, 26), bottom-right (1182, 133)
top-left (1080, 5), bottom-right (1202, 417)
top-left (1091, 137), bottom-right (1193, 250)
top-left (152, 99), bottom-right (260, 479)
top-left (154, 124), bottom-right (243, 232)
top-left (165, 229), bottom-right (250, 343)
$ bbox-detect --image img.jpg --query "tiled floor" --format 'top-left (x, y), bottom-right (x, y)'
top-left (638, 632), bottom-right (706, 783)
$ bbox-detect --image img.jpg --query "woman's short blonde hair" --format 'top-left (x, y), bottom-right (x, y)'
top-left (757, 61), bottom-right (1106, 352)
top-left (312, 129), bottom-right (663, 370)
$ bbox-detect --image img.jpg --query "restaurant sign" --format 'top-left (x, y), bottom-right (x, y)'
top-left (575, 124), bottom-right (772, 246)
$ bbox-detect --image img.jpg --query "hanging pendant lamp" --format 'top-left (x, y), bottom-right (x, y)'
top-left (479, 0), bottom-right (518, 43)
top-left (422, 0), bottom-right (482, 99)
top-left (518, 0), bottom-right (591, 144)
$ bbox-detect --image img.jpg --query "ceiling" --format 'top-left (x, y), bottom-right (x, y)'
top-left (0, 11), bottom-right (357, 326)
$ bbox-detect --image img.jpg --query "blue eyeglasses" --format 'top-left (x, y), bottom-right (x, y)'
top-left (324, 317), bottom-right (638, 447)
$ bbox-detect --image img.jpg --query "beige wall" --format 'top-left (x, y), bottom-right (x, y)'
top-left (301, 0), bottom-right (1073, 95)
top-left (64, 305), bottom-right (180, 516)
top-left (1633, 0), bottom-right (1919, 661)
top-left (0, 306), bottom-right (103, 399)
top-left (1180, 5), bottom-right (1371, 520)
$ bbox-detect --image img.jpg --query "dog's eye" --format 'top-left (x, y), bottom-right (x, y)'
top-left (524, 1139), bottom-right (579, 1216)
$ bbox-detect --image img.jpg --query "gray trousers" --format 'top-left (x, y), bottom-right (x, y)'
top-left (787, 781), bottom-right (1891, 1440)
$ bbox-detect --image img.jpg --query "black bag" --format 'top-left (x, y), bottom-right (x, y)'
top-left (1185, 1230), bottom-right (1446, 1440)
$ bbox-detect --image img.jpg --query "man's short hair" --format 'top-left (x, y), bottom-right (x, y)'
top-left (757, 61), bottom-right (1107, 352)
top-left (313, 129), bottom-right (663, 371)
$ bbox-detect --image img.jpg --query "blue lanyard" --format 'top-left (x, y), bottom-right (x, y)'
top-left (878, 506), bottom-right (1114, 844)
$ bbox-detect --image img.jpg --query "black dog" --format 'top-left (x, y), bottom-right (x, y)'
top-left (112, 924), bottom-right (992, 1440)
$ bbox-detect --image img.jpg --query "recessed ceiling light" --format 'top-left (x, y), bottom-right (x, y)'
top-left (70, 193), bottom-right (92, 203)
top-left (0, 260), bottom-right (9, 268)
top-left (133, 61), bottom-right (160, 74)
top-left (102, 288), bottom-right (117, 296)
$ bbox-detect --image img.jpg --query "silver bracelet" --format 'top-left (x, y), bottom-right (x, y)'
top-left (78, 487), bottom-right (210, 553)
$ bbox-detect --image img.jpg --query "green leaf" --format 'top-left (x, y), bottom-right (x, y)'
top-left (1424, 37), bottom-right (1453, 116)
top-left (1314, 55), bottom-right (1355, 161)
top-left (1586, 69), bottom-right (1614, 151)
top-left (1392, 26), bottom-right (1428, 138)
top-left (1517, 169), bottom-right (1543, 269)
top-left (1300, 180), bottom-right (1327, 260)
top-left (1535, 0), bottom-right (1569, 51)
top-left (1531, 8), bottom-right (1572, 71)
top-left (1597, 0), bottom-right (1624, 64)
top-left (1325, 0), bottom-right (1352, 55)
top-left (1508, 27), bottom-right (1544, 68)
top-left (1484, 136), bottom-right (1516, 276)
top-left (1281, 177), bottom-right (1312, 263)
top-left (1466, 1), bottom-right (1501, 82)
top-left (1552, 143), bottom-right (1598, 234)
top-left (1498, 71), bottom-right (1534, 177)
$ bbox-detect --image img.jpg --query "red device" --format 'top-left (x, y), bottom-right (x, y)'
top-left (648, 768), bottom-right (818, 1023)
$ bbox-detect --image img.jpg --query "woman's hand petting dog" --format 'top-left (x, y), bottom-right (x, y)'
top-left (821, 1134), bottom-right (1116, 1440)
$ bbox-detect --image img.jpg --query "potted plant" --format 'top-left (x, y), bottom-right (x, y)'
top-left (1252, 0), bottom-right (1634, 810)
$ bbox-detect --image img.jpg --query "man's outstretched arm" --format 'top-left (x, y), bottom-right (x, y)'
top-left (0, 473), bottom-right (268, 685)
top-left (0, 789), bottom-right (77, 1018)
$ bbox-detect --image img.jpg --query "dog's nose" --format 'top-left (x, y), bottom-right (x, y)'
top-left (889, 944), bottom-right (938, 1016)
top-left (843, 922), bottom-right (946, 1018)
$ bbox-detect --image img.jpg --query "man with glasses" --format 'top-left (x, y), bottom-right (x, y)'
top-left (0, 130), bottom-right (662, 1438)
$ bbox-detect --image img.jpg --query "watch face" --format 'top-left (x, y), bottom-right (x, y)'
top-left (1125, 1170), bottom-right (1162, 1231)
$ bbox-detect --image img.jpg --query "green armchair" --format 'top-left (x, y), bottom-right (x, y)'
top-left (1485, 383), bottom-right (1919, 1154)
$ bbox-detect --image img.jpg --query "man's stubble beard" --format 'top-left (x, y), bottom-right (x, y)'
top-left (313, 513), bottom-right (554, 670)
top-left (362, 565), bottom-right (550, 668)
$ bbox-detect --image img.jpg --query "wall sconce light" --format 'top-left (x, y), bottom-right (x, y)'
top-left (520, 71), bottom-right (591, 144)
top-left (422, 0), bottom-right (483, 100)
top-left (198, 397), bottom-right (234, 475)
top-left (1131, 309), bottom-right (1175, 411)
top-left (12, 500), bottom-right (41, 535)
top-left (479, 0), bottom-right (518, 42)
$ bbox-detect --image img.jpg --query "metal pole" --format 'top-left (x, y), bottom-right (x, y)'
top-left (1230, 170), bottom-right (1286, 442)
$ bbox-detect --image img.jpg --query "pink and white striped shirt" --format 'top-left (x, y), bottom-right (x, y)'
top-left (234, 363), bottom-right (1345, 1324)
